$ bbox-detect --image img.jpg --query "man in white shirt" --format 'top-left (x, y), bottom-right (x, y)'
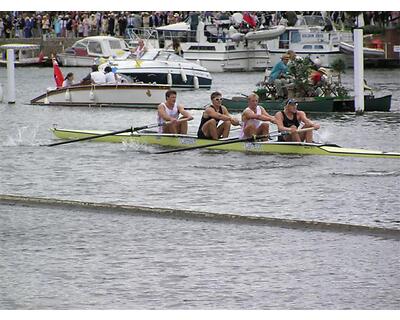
top-left (104, 66), bottom-right (117, 84)
top-left (90, 65), bottom-right (106, 84)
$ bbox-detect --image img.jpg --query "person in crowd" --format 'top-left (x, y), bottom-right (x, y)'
top-left (274, 98), bottom-right (320, 143)
top-left (62, 72), bottom-right (75, 88)
top-left (197, 91), bottom-right (240, 140)
top-left (268, 53), bottom-right (292, 99)
top-left (240, 93), bottom-right (276, 139)
top-left (157, 89), bottom-right (193, 134)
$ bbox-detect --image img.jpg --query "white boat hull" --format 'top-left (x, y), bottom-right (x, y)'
top-left (56, 54), bottom-right (98, 67)
top-left (30, 83), bottom-right (170, 108)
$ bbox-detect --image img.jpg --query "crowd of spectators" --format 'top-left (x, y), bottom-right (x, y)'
top-left (0, 11), bottom-right (398, 40)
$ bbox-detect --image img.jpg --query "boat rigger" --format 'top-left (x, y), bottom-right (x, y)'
top-left (50, 128), bottom-right (400, 159)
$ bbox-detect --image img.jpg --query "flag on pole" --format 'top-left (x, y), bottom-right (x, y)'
top-left (52, 58), bottom-right (64, 88)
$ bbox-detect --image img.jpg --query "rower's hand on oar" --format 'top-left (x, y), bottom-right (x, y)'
top-left (178, 116), bottom-right (194, 122)
top-left (313, 123), bottom-right (320, 130)
top-left (231, 117), bottom-right (241, 126)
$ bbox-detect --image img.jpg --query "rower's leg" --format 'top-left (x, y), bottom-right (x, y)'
top-left (218, 120), bottom-right (232, 138)
top-left (178, 121), bottom-right (188, 134)
top-left (257, 123), bottom-right (269, 141)
top-left (163, 123), bottom-right (178, 134)
top-left (243, 123), bottom-right (257, 138)
top-left (287, 125), bottom-right (301, 142)
top-left (202, 119), bottom-right (218, 140)
top-left (300, 124), bottom-right (314, 142)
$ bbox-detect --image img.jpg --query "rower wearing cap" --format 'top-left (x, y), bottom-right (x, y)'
top-left (275, 99), bottom-right (320, 143)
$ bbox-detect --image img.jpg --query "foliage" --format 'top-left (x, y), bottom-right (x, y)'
top-left (287, 57), bottom-right (315, 97)
top-left (331, 58), bottom-right (346, 74)
top-left (362, 25), bottom-right (385, 35)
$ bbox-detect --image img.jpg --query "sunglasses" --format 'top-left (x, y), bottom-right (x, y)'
top-left (214, 98), bottom-right (223, 101)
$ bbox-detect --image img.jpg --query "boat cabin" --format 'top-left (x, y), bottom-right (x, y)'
top-left (65, 36), bottom-right (130, 59)
top-left (0, 44), bottom-right (42, 65)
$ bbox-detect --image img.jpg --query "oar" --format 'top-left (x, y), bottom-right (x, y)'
top-left (156, 127), bottom-right (315, 154)
top-left (46, 123), bottom-right (164, 147)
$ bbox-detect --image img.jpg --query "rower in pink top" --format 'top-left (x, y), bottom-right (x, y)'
top-left (240, 93), bottom-right (276, 139)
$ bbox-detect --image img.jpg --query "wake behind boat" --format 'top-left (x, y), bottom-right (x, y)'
top-left (50, 128), bottom-right (400, 159)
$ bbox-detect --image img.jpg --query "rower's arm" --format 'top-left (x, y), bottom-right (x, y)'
top-left (178, 105), bottom-right (194, 121)
top-left (206, 106), bottom-right (230, 122)
top-left (157, 104), bottom-right (175, 122)
top-left (222, 106), bottom-right (240, 126)
top-left (298, 111), bottom-right (320, 130)
top-left (260, 108), bottom-right (276, 123)
top-left (274, 112), bottom-right (289, 131)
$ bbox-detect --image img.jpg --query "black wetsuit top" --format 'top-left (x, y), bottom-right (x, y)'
top-left (197, 105), bottom-right (223, 139)
top-left (278, 111), bottom-right (300, 141)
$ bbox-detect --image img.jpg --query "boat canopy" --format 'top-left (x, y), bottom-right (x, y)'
top-left (71, 36), bottom-right (129, 57)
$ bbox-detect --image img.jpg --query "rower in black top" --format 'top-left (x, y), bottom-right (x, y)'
top-left (275, 99), bottom-right (320, 142)
top-left (197, 91), bottom-right (240, 140)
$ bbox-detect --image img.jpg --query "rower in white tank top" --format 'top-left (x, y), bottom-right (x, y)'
top-left (157, 102), bottom-right (179, 133)
top-left (240, 105), bottom-right (263, 138)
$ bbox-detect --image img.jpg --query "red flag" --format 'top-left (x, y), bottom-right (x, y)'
top-left (52, 58), bottom-right (64, 88)
top-left (243, 12), bottom-right (257, 28)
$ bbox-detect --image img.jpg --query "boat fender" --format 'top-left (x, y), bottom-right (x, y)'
top-left (193, 76), bottom-right (199, 90)
top-left (65, 89), bottom-right (71, 101)
top-left (89, 87), bottom-right (95, 101)
top-left (180, 68), bottom-right (187, 83)
top-left (196, 59), bottom-right (201, 66)
top-left (0, 82), bottom-right (3, 102)
top-left (167, 72), bottom-right (173, 86)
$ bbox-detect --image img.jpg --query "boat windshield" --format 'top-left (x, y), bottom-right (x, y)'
top-left (296, 15), bottom-right (328, 27)
top-left (140, 50), bottom-right (187, 62)
top-left (108, 39), bottom-right (128, 50)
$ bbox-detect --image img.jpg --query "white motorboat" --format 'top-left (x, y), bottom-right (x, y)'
top-left (265, 15), bottom-right (343, 68)
top-left (56, 36), bottom-right (131, 67)
top-left (30, 83), bottom-right (170, 108)
top-left (0, 44), bottom-right (45, 66)
top-left (153, 20), bottom-right (273, 72)
top-left (101, 49), bottom-right (212, 90)
top-left (126, 14), bottom-right (284, 73)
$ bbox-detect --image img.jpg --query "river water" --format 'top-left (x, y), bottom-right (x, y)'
top-left (0, 67), bottom-right (399, 309)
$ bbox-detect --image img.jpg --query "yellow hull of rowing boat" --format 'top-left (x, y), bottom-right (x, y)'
top-left (51, 128), bottom-right (400, 159)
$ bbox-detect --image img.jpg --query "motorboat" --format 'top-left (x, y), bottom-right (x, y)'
top-left (0, 44), bottom-right (45, 66)
top-left (30, 82), bottom-right (169, 108)
top-left (56, 36), bottom-right (131, 67)
top-left (100, 49), bottom-right (212, 90)
top-left (265, 15), bottom-right (343, 68)
top-left (339, 42), bottom-right (385, 58)
top-left (126, 13), bottom-right (283, 73)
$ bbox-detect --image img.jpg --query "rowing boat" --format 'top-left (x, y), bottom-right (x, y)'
top-left (51, 128), bottom-right (400, 159)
